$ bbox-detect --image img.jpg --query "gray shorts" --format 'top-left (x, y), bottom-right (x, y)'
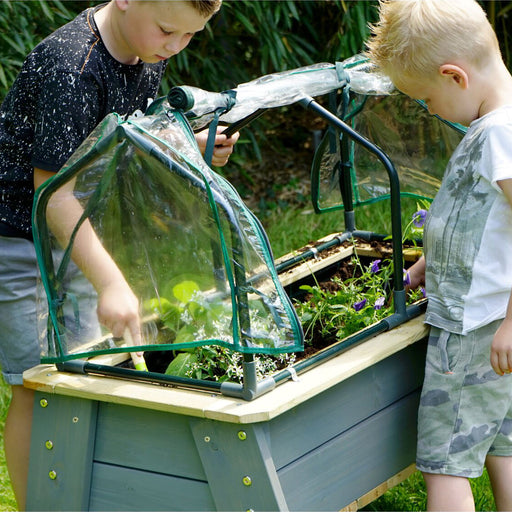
top-left (0, 235), bottom-right (102, 385)
top-left (417, 320), bottom-right (512, 478)
top-left (0, 236), bottom-right (41, 385)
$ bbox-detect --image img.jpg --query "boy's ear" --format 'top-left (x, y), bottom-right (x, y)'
top-left (114, 0), bottom-right (130, 12)
top-left (438, 64), bottom-right (469, 89)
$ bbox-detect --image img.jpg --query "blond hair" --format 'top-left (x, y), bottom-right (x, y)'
top-left (366, 0), bottom-right (500, 82)
top-left (189, 0), bottom-right (222, 17)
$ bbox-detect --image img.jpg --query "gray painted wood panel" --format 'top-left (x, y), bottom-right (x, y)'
top-left (191, 419), bottom-right (289, 511)
top-left (26, 394), bottom-right (98, 511)
top-left (280, 392), bottom-right (420, 511)
top-left (89, 462), bottom-right (215, 511)
top-left (269, 340), bottom-right (426, 469)
top-left (94, 401), bottom-right (206, 479)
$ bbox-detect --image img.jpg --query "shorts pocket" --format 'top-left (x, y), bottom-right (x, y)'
top-left (438, 330), bottom-right (462, 374)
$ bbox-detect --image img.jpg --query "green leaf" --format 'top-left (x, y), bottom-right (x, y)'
top-left (165, 352), bottom-right (198, 377)
top-left (172, 280), bottom-right (200, 303)
top-left (173, 324), bottom-right (198, 344)
top-left (145, 296), bottom-right (172, 314)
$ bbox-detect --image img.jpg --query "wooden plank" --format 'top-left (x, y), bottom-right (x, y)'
top-left (88, 462), bottom-right (215, 511)
top-left (94, 401), bottom-right (206, 479)
top-left (339, 501), bottom-right (358, 512)
top-left (274, 231), bottom-right (347, 266)
top-left (278, 244), bottom-right (354, 287)
top-left (26, 392), bottom-right (97, 511)
top-left (349, 463), bottom-right (417, 510)
top-left (268, 340), bottom-right (426, 469)
top-left (279, 392), bottom-right (421, 511)
top-left (191, 419), bottom-right (289, 511)
top-left (276, 236), bottom-right (422, 288)
top-left (23, 315), bottom-right (429, 424)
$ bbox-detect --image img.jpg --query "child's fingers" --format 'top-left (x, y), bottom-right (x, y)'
top-left (490, 349), bottom-right (512, 375)
top-left (124, 323), bottom-right (142, 347)
top-left (214, 130), bottom-right (239, 147)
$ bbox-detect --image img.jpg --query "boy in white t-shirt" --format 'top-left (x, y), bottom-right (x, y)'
top-left (367, 0), bottom-right (512, 509)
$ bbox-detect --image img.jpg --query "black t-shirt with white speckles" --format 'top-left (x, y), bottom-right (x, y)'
top-left (0, 5), bottom-right (166, 239)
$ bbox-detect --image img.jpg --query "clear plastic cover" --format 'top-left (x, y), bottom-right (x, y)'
top-left (33, 110), bottom-right (303, 363)
top-left (313, 94), bottom-right (465, 210)
top-left (177, 54), bottom-right (396, 130)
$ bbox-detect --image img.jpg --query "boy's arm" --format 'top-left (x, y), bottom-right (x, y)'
top-left (34, 168), bottom-right (142, 344)
top-left (491, 178), bottom-right (512, 375)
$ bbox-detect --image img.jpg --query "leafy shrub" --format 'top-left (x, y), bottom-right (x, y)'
top-left (0, 1), bottom-right (378, 100)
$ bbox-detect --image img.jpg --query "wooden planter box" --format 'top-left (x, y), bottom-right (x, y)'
top-left (24, 238), bottom-right (429, 511)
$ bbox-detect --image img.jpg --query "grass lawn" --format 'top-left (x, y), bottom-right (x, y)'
top-left (0, 379), bottom-right (16, 511)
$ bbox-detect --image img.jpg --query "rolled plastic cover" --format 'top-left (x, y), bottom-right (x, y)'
top-left (168, 54), bottom-right (396, 129)
top-left (32, 109), bottom-right (304, 364)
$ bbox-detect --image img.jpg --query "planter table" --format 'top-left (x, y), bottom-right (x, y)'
top-left (25, 314), bottom-right (428, 512)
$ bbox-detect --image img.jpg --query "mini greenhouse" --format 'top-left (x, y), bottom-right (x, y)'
top-left (32, 55), bottom-right (463, 400)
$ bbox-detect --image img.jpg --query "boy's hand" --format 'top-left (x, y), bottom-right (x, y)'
top-left (491, 318), bottom-right (512, 375)
top-left (405, 255), bottom-right (426, 292)
top-left (195, 127), bottom-right (240, 167)
top-left (96, 279), bottom-right (142, 345)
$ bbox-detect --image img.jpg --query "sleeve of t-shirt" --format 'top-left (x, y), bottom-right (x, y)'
top-left (31, 69), bottom-right (102, 173)
top-left (481, 122), bottom-right (512, 191)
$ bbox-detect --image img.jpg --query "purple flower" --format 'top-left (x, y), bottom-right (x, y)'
top-left (421, 287), bottom-right (426, 297)
top-left (370, 259), bottom-right (381, 273)
top-left (412, 209), bottom-right (427, 228)
top-left (353, 299), bottom-right (367, 311)
top-left (374, 296), bottom-right (385, 310)
top-left (403, 269), bottom-right (411, 286)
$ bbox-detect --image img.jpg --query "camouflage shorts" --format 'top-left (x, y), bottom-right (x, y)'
top-left (417, 320), bottom-right (512, 478)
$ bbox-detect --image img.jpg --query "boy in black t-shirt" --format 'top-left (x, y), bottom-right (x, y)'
top-left (0, 1), bottom-right (238, 508)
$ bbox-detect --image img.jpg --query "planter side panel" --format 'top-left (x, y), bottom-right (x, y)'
top-left (89, 462), bottom-right (215, 511)
top-left (93, 402), bottom-right (206, 479)
top-left (269, 339), bottom-right (426, 470)
top-left (280, 391), bottom-right (421, 511)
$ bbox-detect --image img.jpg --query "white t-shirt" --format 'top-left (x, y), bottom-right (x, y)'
top-left (424, 104), bottom-right (512, 334)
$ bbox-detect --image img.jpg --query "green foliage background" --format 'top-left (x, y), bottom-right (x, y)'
top-left (1, 1), bottom-right (512, 101)
top-left (0, 0), bottom-right (379, 100)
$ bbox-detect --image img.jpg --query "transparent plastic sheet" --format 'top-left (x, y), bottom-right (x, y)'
top-left (171, 54), bottom-right (396, 131)
top-left (33, 110), bottom-right (303, 364)
top-left (313, 94), bottom-right (465, 211)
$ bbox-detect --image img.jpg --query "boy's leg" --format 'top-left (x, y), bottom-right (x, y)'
top-left (4, 385), bottom-right (34, 511)
top-left (0, 236), bottom-right (42, 511)
top-left (423, 472), bottom-right (474, 511)
top-left (417, 323), bottom-right (512, 509)
top-left (486, 455), bottom-right (512, 510)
